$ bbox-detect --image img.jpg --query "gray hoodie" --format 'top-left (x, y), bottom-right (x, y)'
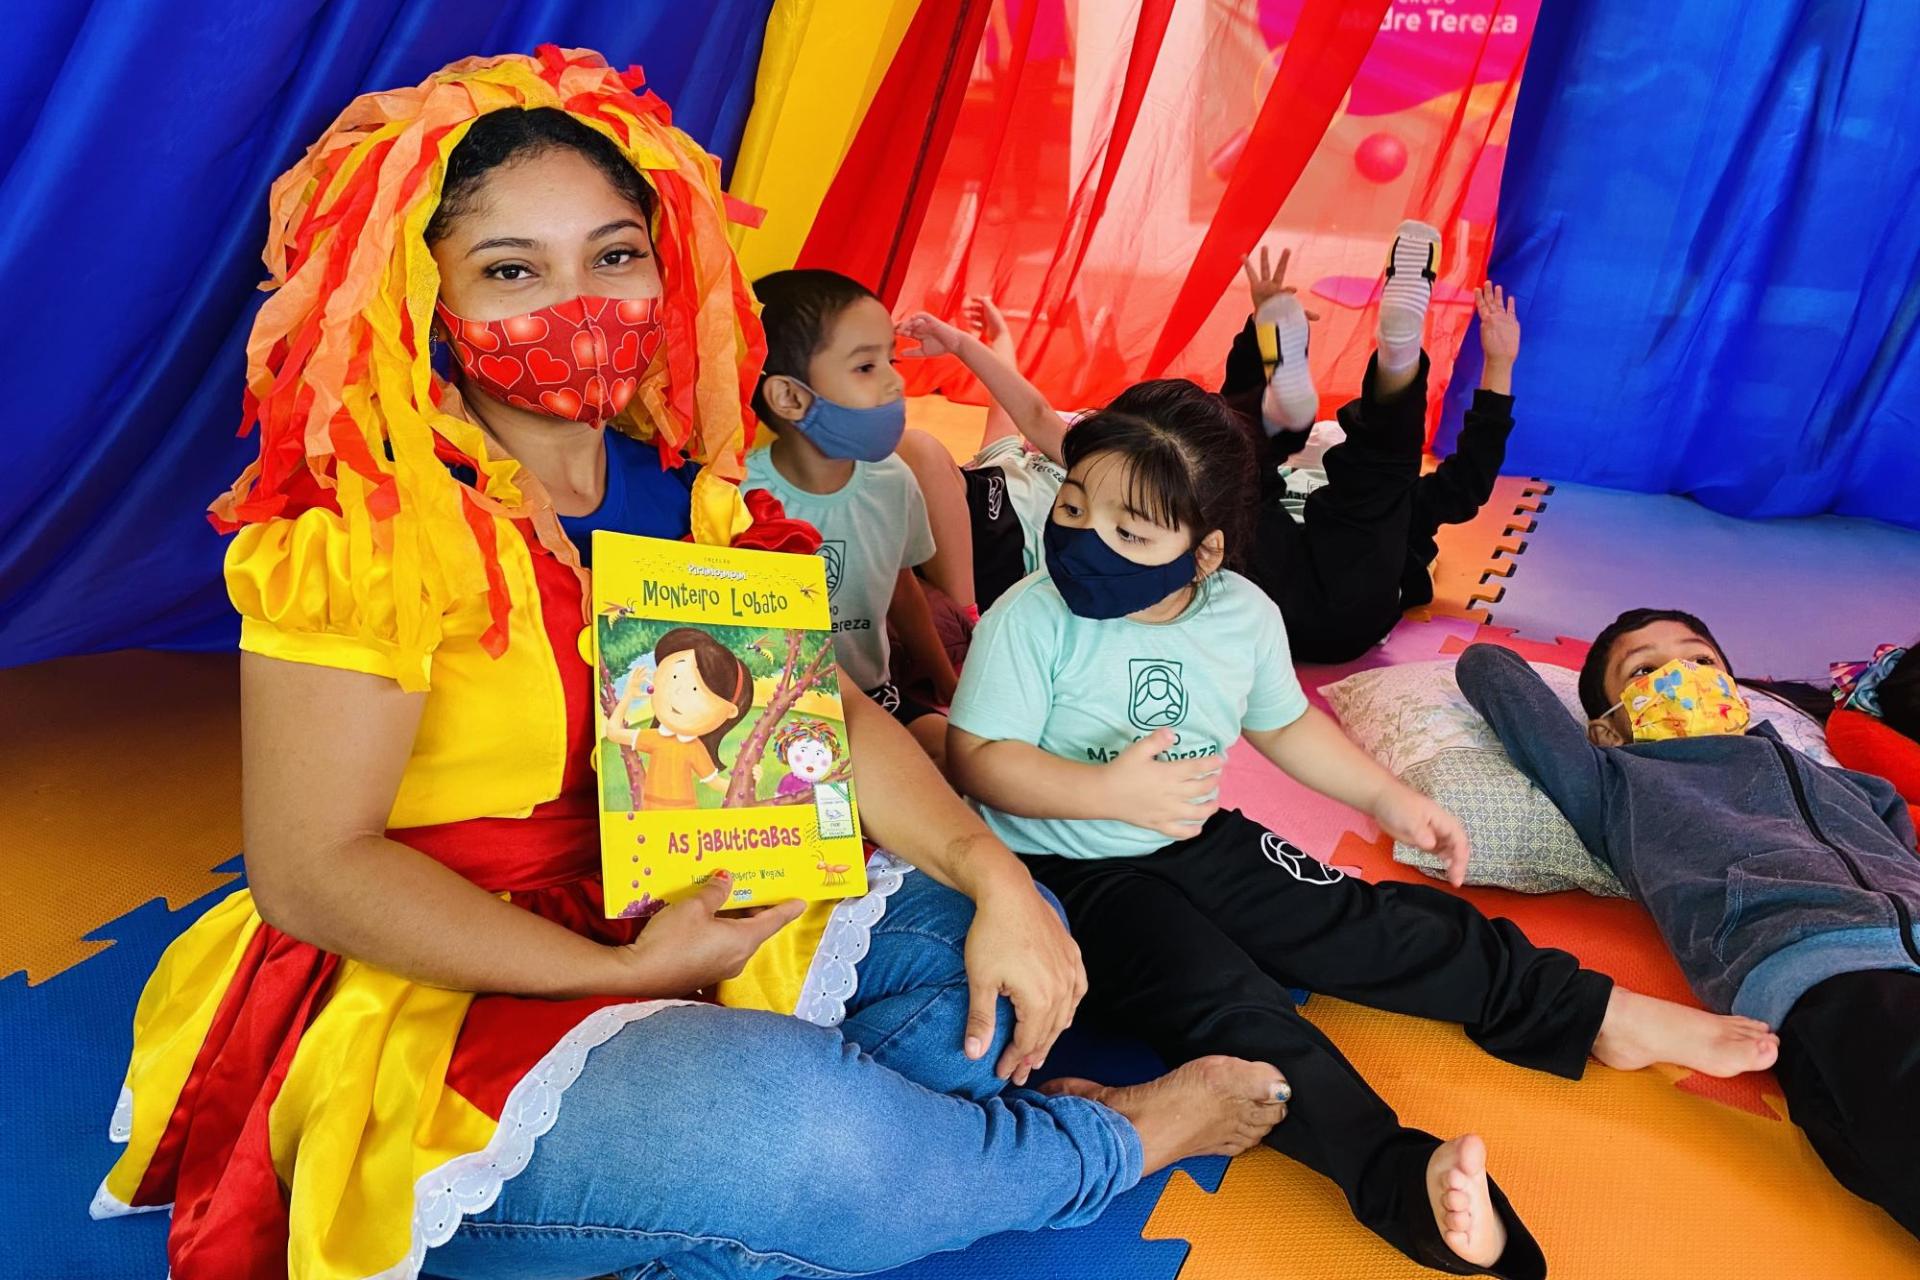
top-left (1456, 643), bottom-right (1920, 1025)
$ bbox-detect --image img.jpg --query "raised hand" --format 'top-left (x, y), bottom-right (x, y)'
top-left (963, 295), bottom-right (1015, 360)
top-left (1241, 246), bottom-right (1321, 320)
top-left (896, 311), bottom-right (972, 360)
top-left (1475, 284), bottom-right (1520, 365)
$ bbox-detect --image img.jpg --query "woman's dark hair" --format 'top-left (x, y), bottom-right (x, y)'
top-left (1062, 379), bottom-right (1257, 572)
top-left (751, 269), bottom-right (880, 423)
top-left (654, 627), bottom-right (754, 769)
top-left (425, 107), bottom-right (657, 245)
top-left (1577, 607), bottom-right (1733, 719)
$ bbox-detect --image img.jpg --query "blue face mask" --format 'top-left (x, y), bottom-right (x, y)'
top-left (1043, 520), bottom-right (1199, 620)
top-left (783, 379), bottom-right (906, 462)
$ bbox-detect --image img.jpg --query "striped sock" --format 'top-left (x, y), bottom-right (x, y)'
top-left (1255, 293), bottom-right (1317, 434)
top-left (1377, 219), bottom-right (1440, 375)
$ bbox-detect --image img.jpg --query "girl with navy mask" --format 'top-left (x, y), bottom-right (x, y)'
top-left (946, 380), bottom-right (1783, 1280)
top-left (748, 269), bottom-right (959, 770)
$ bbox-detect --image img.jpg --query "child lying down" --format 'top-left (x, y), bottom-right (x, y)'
top-left (1457, 610), bottom-right (1920, 1240)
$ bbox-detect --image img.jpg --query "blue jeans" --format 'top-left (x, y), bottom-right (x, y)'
top-left (423, 872), bottom-right (1143, 1279)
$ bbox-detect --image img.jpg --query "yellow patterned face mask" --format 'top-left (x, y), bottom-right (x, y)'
top-left (1610, 659), bottom-right (1750, 741)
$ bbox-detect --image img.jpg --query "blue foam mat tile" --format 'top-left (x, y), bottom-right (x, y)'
top-left (6, 880), bottom-right (1281, 1280)
top-left (0, 859), bottom-right (242, 1278)
top-left (1487, 481), bottom-right (1920, 679)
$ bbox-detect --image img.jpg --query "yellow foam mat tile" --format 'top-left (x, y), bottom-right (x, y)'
top-left (1144, 985), bottom-right (1920, 1280)
top-left (906, 393), bottom-right (991, 461)
top-left (1, 650), bottom-right (241, 984)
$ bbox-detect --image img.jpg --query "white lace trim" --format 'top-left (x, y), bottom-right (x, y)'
top-left (366, 997), bottom-right (689, 1280)
top-left (86, 853), bottom-right (909, 1277)
top-left (792, 850), bottom-right (911, 1028)
top-left (109, 1084), bottom-right (133, 1143)
top-left (88, 1181), bottom-right (165, 1219)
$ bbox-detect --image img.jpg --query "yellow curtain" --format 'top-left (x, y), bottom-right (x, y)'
top-left (728, 0), bottom-right (923, 280)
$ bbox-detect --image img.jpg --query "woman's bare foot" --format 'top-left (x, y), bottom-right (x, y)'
top-left (1044, 1056), bottom-right (1289, 1174)
top-left (1592, 988), bottom-right (1779, 1077)
top-left (1428, 1134), bottom-right (1506, 1267)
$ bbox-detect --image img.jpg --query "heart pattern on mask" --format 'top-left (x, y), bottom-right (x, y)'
top-left (459, 321), bottom-right (502, 352)
top-left (501, 313), bottom-right (549, 345)
top-left (540, 388), bottom-right (585, 418)
top-left (527, 348), bottom-right (572, 386)
top-left (475, 353), bottom-right (524, 387)
top-left (435, 294), bottom-right (665, 426)
top-left (572, 329), bottom-right (610, 368)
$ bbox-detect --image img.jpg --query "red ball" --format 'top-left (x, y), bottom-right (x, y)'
top-left (1354, 131), bottom-right (1408, 184)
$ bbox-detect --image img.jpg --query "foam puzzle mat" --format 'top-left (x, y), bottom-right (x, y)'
top-left (9, 464), bottom-right (1920, 1278)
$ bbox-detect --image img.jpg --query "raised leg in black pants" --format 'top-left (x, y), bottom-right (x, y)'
top-left (1400, 387), bottom-right (1516, 609)
top-left (1238, 354), bottom-right (1430, 663)
top-left (1026, 811), bottom-right (1613, 1278)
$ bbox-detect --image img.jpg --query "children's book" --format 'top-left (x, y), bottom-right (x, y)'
top-left (592, 530), bottom-right (865, 916)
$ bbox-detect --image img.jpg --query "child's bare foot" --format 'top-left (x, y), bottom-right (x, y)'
top-left (1591, 987), bottom-right (1779, 1077)
top-left (1044, 1056), bottom-right (1289, 1174)
top-left (1428, 1134), bottom-right (1506, 1267)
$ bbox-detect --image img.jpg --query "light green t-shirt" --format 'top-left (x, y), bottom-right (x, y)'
top-left (744, 449), bottom-right (935, 691)
top-left (969, 436), bottom-right (1067, 575)
top-left (949, 569), bottom-right (1310, 859)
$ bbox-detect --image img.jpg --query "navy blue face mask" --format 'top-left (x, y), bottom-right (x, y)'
top-left (783, 379), bottom-right (906, 462)
top-left (1043, 520), bottom-right (1199, 620)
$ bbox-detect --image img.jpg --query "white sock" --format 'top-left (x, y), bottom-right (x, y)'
top-left (1255, 293), bottom-right (1317, 434)
top-left (1377, 219), bottom-right (1440, 375)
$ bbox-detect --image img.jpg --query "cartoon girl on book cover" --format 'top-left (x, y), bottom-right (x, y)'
top-left (607, 627), bottom-right (754, 809)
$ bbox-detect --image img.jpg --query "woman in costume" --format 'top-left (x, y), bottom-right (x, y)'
top-left (89, 49), bottom-right (1286, 1280)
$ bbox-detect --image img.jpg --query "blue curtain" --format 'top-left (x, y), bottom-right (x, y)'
top-left (0, 0), bottom-right (773, 668)
top-left (1438, 0), bottom-right (1920, 531)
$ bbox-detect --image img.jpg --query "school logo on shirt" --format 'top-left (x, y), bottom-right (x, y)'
top-left (1128, 658), bottom-right (1188, 730)
top-left (818, 541), bottom-right (845, 597)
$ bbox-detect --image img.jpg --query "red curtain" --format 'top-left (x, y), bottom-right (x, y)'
top-left (890, 0), bottom-right (1541, 435)
top-left (793, 0), bottom-right (995, 300)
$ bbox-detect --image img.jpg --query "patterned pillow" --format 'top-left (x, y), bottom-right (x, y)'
top-left (1320, 658), bottom-right (1835, 897)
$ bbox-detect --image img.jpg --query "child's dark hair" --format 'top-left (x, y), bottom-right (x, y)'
top-left (1063, 379), bottom-right (1256, 571)
top-left (751, 269), bottom-right (880, 422)
top-left (654, 627), bottom-right (754, 768)
top-left (425, 107), bottom-right (658, 244)
top-left (1578, 608), bottom-right (1734, 719)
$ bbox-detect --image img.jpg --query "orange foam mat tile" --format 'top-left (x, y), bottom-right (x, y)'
top-left (1411, 475), bottom-right (1552, 624)
top-left (0, 649), bottom-right (241, 984)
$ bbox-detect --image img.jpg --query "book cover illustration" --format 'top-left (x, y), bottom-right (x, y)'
top-left (593, 530), bottom-right (866, 917)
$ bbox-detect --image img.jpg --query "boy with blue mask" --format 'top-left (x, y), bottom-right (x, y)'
top-left (748, 269), bottom-right (958, 770)
top-left (1456, 610), bottom-right (1920, 1240)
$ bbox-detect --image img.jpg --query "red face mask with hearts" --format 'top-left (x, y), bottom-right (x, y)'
top-left (435, 295), bottom-right (665, 424)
